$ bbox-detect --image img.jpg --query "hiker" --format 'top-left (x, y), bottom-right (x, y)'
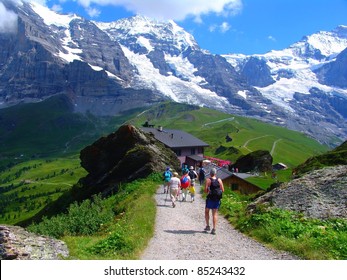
top-left (169, 172), bottom-right (181, 207)
top-left (163, 167), bottom-right (172, 193)
top-left (181, 164), bottom-right (189, 175)
top-left (198, 165), bottom-right (206, 185)
top-left (188, 166), bottom-right (198, 202)
top-left (180, 169), bottom-right (191, 202)
top-left (204, 167), bottom-right (224, 235)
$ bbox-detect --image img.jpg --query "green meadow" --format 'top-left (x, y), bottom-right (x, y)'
top-left (0, 156), bottom-right (87, 224)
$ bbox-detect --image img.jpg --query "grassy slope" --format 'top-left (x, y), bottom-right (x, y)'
top-left (293, 140), bottom-right (347, 176)
top-left (0, 156), bottom-right (87, 224)
top-left (128, 102), bottom-right (328, 167)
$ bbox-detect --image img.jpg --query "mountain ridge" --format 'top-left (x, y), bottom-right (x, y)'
top-left (0, 1), bottom-right (346, 146)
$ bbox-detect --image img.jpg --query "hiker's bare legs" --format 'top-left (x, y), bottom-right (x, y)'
top-left (205, 208), bottom-right (210, 227)
top-left (164, 182), bottom-right (170, 193)
top-left (212, 209), bottom-right (218, 230)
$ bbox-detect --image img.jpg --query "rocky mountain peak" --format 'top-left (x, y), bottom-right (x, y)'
top-left (97, 14), bottom-right (199, 55)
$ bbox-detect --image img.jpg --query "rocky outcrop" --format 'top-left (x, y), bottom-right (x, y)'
top-left (232, 150), bottom-right (273, 173)
top-left (0, 225), bottom-right (68, 260)
top-left (249, 165), bottom-right (347, 220)
top-left (240, 57), bottom-right (275, 87)
top-left (315, 47), bottom-right (347, 88)
top-left (80, 124), bottom-right (181, 192)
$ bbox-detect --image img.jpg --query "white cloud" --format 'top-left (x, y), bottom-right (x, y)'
top-left (70, 0), bottom-right (243, 21)
top-left (268, 35), bottom-right (277, 42)
top-left (209, 22), bottom-right (231, 33)
top-left (209, 24), bottom-right (217, 32)
top-left (220, 21), bottom-right (230, 33)
top-left (51, 4), bottom-right (63, 12)
top-left (0, 2), bottom-right (18, 33)
top-left (87, 7), bottom-right (101, 17)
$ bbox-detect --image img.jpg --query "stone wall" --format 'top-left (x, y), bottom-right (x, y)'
top-left (0, 225), bottom-right (69, 260)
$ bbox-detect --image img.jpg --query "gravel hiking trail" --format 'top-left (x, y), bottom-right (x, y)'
top-left (141, 183), bottom-right (297, 260)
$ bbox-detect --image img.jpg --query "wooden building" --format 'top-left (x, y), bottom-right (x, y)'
top-left (205, 165), bottom-right (262, 195)
top-left (141, 126), bottom-right (209, 167)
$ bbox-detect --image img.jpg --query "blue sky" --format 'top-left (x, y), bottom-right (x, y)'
top-left (7, 0), bottom-right (347, 54)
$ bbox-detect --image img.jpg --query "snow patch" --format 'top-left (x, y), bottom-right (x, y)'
top-left (121, 45), bottom-right (228, 109)
top-left (237, 90), bottom-right (248, 99)
top-left (30, 2), bottom-right (79, 28)
top-left (136, 36), bottom-right (154, 53)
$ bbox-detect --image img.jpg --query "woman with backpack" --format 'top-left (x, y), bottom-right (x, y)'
top-left (162, 167), bottom-right (172, 193)
top-left (180, 169), bottom-right (191, 202)
top-left (204, 167), bottom-right (224, 235)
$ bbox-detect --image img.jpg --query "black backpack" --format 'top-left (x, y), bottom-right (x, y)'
top-left (207, 178), bottom-right (223, 201)
top-left (189, 170), bottom-right (197, 179)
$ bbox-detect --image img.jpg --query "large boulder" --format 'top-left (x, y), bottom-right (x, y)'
top-left (248, 165), bottom-right (347, 219)
top-left (232, 150), bottom-right (273, 173)
top-left (80, 124), bottom-right (181, 191)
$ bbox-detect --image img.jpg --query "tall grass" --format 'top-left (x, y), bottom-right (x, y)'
top-left (27, 173), bottom-right (161, 259)
top-left (220, 190), bottom-right (347, 260)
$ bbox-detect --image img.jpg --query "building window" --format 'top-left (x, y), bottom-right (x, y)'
top-left (174, 149), bottom-right (181, 156)
top-left (191, 148), bottom-right (196, 155)
top-left (231, 183), bottom-right (239, 191)
top-left (197, 147), bottom-right (204, 154)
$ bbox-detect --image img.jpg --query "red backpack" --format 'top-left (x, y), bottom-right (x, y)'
top-left (180, 175), bottom-right (190, 188)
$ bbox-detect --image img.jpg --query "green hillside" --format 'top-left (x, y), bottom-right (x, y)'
top-left (0, 94), bottom-right (144, 170)
top-left (0, 156), bottom-right (86, 224)
top-left (128, 102), bottom-right (329, 167)
top-left (293, 140), bottom-right (347, 176)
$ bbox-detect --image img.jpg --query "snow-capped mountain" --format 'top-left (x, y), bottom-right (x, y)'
top-left (0, 1), bottom-right (346, 146)
top-left (223, 26), bottom-right (347, 144)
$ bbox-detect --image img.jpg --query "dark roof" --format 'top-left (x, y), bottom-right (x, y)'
top-left (232, 173), bottom-right (253, 180)
top-left (141, 127), bottom-right (209, 148)
top-left (204, 164), bottom-right (233, 180)
top-left (204, 164), bottom-right (253, 180)
top-left (186, 155), bottom-right (205, 161)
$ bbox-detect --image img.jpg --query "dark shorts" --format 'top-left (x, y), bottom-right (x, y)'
top-left (206, 199), bottom-right (221, 209)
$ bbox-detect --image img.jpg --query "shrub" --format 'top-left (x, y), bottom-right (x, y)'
top-left (28, 194), bottom-right (113, 238)
top-left (88, 224), bottom-right (134, 256)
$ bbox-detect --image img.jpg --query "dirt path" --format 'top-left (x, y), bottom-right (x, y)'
top-left (270, 138), bottom-right (282, 155)
top-left (141, 183), bottom-right (297, 260)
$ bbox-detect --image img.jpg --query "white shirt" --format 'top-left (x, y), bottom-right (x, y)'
top-left (169, 177), bottom-right (181, 189)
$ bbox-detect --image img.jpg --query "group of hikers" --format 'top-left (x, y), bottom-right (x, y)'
top-left (162, 164), bottom-right (224, 235)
